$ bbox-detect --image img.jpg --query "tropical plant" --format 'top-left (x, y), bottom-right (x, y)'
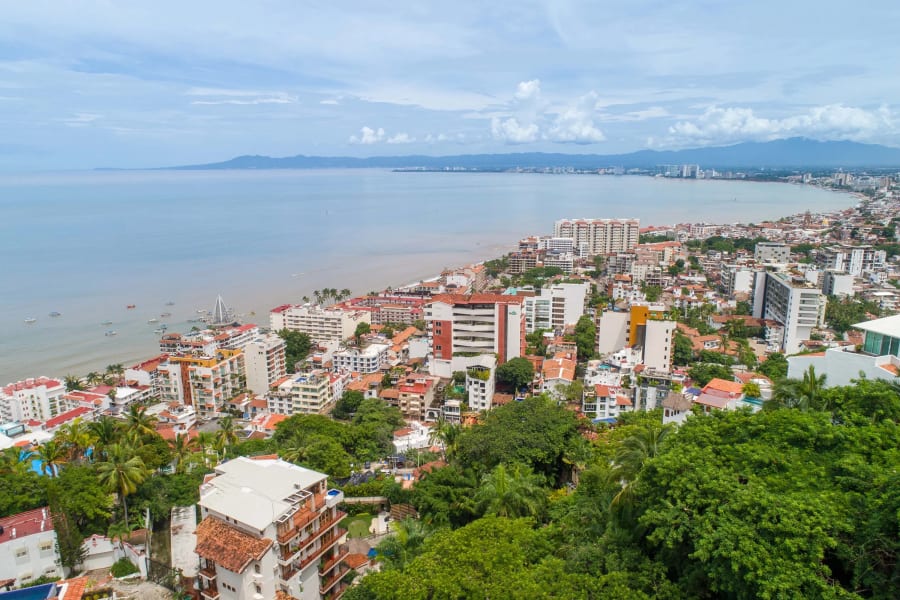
top-left (428, 417), bottom-right (463, 460)
top-left (375, 517), bottom-right (434, 570)
top-left (96, 444), bottom-right (147, 525)
top-left (63, 374), bottom-right (85, 391)
top-left (767, 365), bottom-right (827, 412)
top-left (56, 418), bottom-right (94, 462)
top-left (125, 404), bottom-right (158, 439)
top-left (475, 463), bottom-right (546, 519)
top-left (88, 416), bottom-right (121, 459)
top-left (35, 440), bottom-right (67, 476)
top-left (168, 434), bottom-right (199, 474)
top-left (216, 415), bottom-right (239, 449)
top-left (611, 422), bottom-right (675, 511)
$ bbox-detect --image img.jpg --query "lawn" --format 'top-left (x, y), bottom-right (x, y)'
top-left (341, 513), bottom-right (373, 538)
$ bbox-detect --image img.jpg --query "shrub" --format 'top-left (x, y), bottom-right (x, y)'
top-left (110, 558), bottom-right (139, 578)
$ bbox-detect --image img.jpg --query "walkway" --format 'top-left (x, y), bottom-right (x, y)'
top-left (170, 505), bottom-right (199, 577)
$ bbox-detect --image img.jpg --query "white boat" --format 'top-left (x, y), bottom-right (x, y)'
top-left (49, 311), bottom-right (61, 317)
top-left (153, 328), bottom-right (165, 334)
top-left (147, 318), bottom-right (159, 323)
top-left (160, 312), bottom-right (172, 318)
top-left (101, 320), bottom-right (113, 326)
top-left (165, 301), bottom-right (175, 306)
top-left (24, 317), bottom-right (37, 324)
top-left (105, 330), bottom-right (117, 336)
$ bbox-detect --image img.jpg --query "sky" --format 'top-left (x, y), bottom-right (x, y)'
top-left (0, 0), bottom-right (898, 169)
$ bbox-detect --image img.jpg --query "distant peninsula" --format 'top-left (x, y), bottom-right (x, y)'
top-left (162, 138), bottom-right (900, 171)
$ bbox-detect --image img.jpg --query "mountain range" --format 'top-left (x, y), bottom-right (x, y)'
top-left (168, 138), bottom-right (900, 171)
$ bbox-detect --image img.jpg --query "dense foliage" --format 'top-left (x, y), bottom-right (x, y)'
top-left (495, 357), bottom-right (534, 391)
top-left (277, 328), bottom-right (312, 370)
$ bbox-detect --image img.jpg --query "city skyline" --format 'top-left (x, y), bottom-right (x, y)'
top-left (1, 1), bottom-right (898, 169)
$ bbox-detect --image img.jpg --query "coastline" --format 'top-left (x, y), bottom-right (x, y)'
top-left (0, 172), bottom-right (859, 384)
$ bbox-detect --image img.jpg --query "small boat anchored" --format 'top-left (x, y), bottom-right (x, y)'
top-left (147, 318), bottom-right (159, 324)
top-left (49, 311), bottom-right (61, 317)
top-left (165, 301), bottom-right (175, 306)
top-left (160, 312), bottom-right (172, 318)
top-left (105, 330), bottom-right (117, 336)
top-left (24, 317), bottom-right (37, 324)
top-left (101, 320), bottom-right (113, 326)
top-left (126, 304), bottom-right (136, 309)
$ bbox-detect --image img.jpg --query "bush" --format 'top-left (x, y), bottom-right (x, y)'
top-left (110, 558), bottom-right (139, 578)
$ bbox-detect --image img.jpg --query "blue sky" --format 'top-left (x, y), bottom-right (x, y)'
top-left (0, 0), bottom-right (897, 169)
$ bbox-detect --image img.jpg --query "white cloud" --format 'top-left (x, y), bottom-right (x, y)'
top-left (387, 132), bottom-right (414, 144)
top-left (491, 117), bottom-right (539, 144)
top-left (62, 112), bottom-right (101, 127)
top-left (514, 79), bottom-right (541, 101)
top-left (667, 104), bottom-right (896, 145)
top-left (319, 99), bottom-right (339, 105)
top-left (546, 92), bottom-right (606, 144)
top-left (349, 126), bottom-right (386, 144)
top-left (187, 87), bottom-right (297, 105)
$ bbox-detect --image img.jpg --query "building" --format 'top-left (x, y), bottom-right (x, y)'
top-left (788, 314), bottom-right (900, 387)
top-left (393, 375), bottom-right (438, 421)
top-left (0, 508), bottom-right (61, 586)
top-left (425, 294), bottom-right (525, 379)
top-left (596, 304), bottom-right (676, 372)
top-left (243, 334), bottom-right (288, 395)
top-left (754, 242), bottom-right (790, 264)
top-left (332, 295), bottom-right (426, 326)
top-left (819, 245), bottom-right (886, 276)
top-left (196, 456), bottom-right (349, 600)
top-left (752, 271), bottom-right (825, 355)
top-left (268, 371), bottom-right (335, 416)
top-left (270, 305), bottom-right (371, 343)
top-left (521, 282), bottom-right (588, 334)
top-left (540, 353), bottom-right (577, 399)
top-left (461, 355), bottom-right (496, 412)
top-left (581, 384), bottom-right (631, 421)
top-left (553, 218), bottom-right (640, 256)
top-left (331, 343), bottom-right (390, 374)
top-left (822, 270), bottom-right (855, 297)
top-left (0, 378), bottom-right (68, 424)
top-left (157, 350), bottom-right (246, 418)
top-left (721, 265), bottom-right (754, 296)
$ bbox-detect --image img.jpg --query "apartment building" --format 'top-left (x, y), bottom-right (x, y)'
top-left (243, 334), bottom-right (287, 395)
top-left (752, 271), bottom-right (825, 355)
top-left (541, 251), bottom-right (576, 274)
top-left (270, 305), bottom-right (371, 343)
top-left (754, 242), bottom-right (790, 264)
top-left (721, 264), bottom-right (755, 296)
top-left (596, 304), bottom-right (676, 372)
top-left (822, 270), bottom-right (855, 297)
top-left (462, 355), bottom-right (496, 412)
top-left (581, 384), bottom-right (631, 421)
top-left (268, 371), bottom-right (335, 416)
top-left (0, 508), bottom-right (61, 586)
top-left (0, 377), bottom-right (68, 424)
top-left (157, 350), bottom-right (246, 418)
top-left (819, 244), bottom-right (886, 276)
top-left (425, 294), bottom-right (525, 379)
top-left (333, 295), bottom-right (426, 326)
top-left (553, 218), bottom-right (640, 256)
top-left (390, 375), bottom-right (438, 421)
top-left (507, 251), bottom-right (539, 274)
top-left (331, 343), bottom-right (389, 374)
top-left (521, 282), bottom-right (588, 334)
top-left (196, 457), bottom-right (349, 600)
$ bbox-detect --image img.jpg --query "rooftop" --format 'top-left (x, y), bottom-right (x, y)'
top-left (853, 313), bottom-right (900, 338)
top-left (199, 457), bottom-right (327, 530)
top-left (195, 516), bottom-right (272, 574)
top-left (0, 507), bottom-right (53, 544)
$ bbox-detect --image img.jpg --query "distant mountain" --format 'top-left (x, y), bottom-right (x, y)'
top-left (167, 138), bottom-right (900, 171)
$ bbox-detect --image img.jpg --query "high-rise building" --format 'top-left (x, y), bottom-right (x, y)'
top-left (196, 457), bottom-right (349, 600)
top-left (157, 350), bottom-right (245, 418)
top-left (521, 282), bottom-right (589, 334)
top-left (819, 245), bottom-right (886, 276)
top-left (553, 218), bottom-right (640, 256)
top-left (0, 377), bottom-right (68, 423)
top-left (270, 305), bottom-right (370, 343)
top-left (752, 271), bottom-right (825, 354)
top-left (754, 242), bottom-right (790, 264)
top-left (596, 304), bottom-right (676, 372)
top-left (268, 371), bottom-right (336, 416)
top-left (243, 334), bottom-right (287, 395)
top-left (425, 294), bottom-right (525, 378)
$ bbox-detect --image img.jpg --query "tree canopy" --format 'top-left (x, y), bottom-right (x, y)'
top-left (495, 357), bottom-right (534, 391)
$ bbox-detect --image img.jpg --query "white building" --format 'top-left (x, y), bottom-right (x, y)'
top-left (331, 343), bottom-right (390, 374)
top-left (392, 421), bottom-right (433, 453)
top-left (196, 457), bottom-right (349, 600)
top-left (0, 507), bottom-right (62, 585)
top-left (0, 378), bottom-right (68, 424)
top-left (157, 350), bottom-right (246, 418)
top-left (553, 218), bottom-right (640, 256)
top-left (270, 304), bottom-right (371, 343)
top-left (243, 334), bottom-right (287, 395)
top-left (268, 371), bottom-right (335, 415)
top-left (820, 245), bottom-right (886, 277)
top-left (788, 314), bottom-right (900, 387)
top-left (721, 265), bottom-right (754, 296)
top-left (752, 271), bottom-right (825, 355)
top-left (754, 242), bottom-right (790, 264)
top-left (822, 270), bottom-right (855, 297)
top-left (522, 282), bottom-right (589, 334)
top-left (460, 354), bottom-right (496, 412)
top-left (425, 294), bottom-right (525, 379)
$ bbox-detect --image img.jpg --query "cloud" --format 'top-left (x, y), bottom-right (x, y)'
top-left (387, 132), bottom-right (414, 144)
top-left (349, 126), bottom-right (386, 144)
top-left (62, 113), bottom-right (101, 127)
top-left (319, 99), bottom-right (339, 105)
top-left (514, 79), bottom-right (541, 101)
top-left (667, 104), bottom-right (896, 145)
top-left (546, 92), bottom-right (606, 143)
top-left (187, 88), bottom-right (297, 105)
top-left (491, 117), bottom-right (540, 144)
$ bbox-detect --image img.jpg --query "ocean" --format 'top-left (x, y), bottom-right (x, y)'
top-left (0, 169), bottom-right (852, 383)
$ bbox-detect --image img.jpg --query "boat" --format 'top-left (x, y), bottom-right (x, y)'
top-left (165, 301), bottom-right (175, 306)
top-left (49, 311), bottom-right (61, 317)
top-left (160, 312), bottom-right (172, 318)
top-left (196, 309), bottom-right (208, 314)
top-left (101, 320), bottom-right (113, 326)
top-left (147, 318), bottom-right (159, 323)
top-left (126, 304), bottom-right (136, 309)
top-left (24, 317), bottom-right (37, 324)
top-left (105, 330), bottom-right (117, 336)
top-left (153, 328), bottom-right (165, 334)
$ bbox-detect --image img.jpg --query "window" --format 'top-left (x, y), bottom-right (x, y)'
top-left (255, 583), bottom-right (262, 594)
top-left (254, 563), bottom-right (261, 574)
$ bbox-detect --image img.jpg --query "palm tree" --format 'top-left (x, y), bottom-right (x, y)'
top-left (125, 404), bottom-right (158, 439)
top-left (85, 371), bottom-right (103, 386)
top-left (313, 290), bottom-right (322, 305)
top-left (35, 440), bottom-right (68, 477)
top-left (168, 434), bottom-right (199, 474)
top-left (280, 440), bottom-right (309, 465)
top-left (106, 364), bottom-right (125, 384)
top-left (301, 296), bottom-right (310, 304)
top-left (476, 463), bottom-right (546, 518)
top-left (376, 518), bottom-right (433, 570)
top-left (107, 520), bottom-right (134, 552)
top-left (96, 444), bottom-right (147, 525)
top-left (216, 416), bottom-right (239, 452)
top-left (0, 447), bottom-right (29, 476)
top-left (611, 422), bottom-right (675, 511)
top-left (64, 374), bottom-right (85, 392)
top-left (766, 366), bottom-right (827, 412)
top-left (428, 416), bottom-right (462, 460)
top-left (197, 431), bottom-right (217, 466)
top-left (340, 288), bottom-right (352, 301)
top-left (56, 418), bottom-right (93, 462)
top-left (88, 416), bottom-right (121, 459)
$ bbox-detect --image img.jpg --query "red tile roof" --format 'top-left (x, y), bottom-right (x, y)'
top-left (429, 293), bottom-right (524, 305)
top-left (195, 517), bottom-right (272, 573)
top-left (345, 553), bottom-right (370, 569)
top-left (44, 406), bottom-right (92, 429)
top-left (0, 507), bottom-right (53, 544)
top-left (702, 378), bottom-right (744, 396)
top-left (57, 576), bottom-right (88, 600)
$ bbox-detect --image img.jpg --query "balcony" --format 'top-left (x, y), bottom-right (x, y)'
top-left (200, 584), bottom-right (220, 599)
top-left (298, 528), bottom-right (347, 571)
top-left (320, 564), bottom-right (351, 594)
top-left (324, 581), bottom-right (350, 600)
top-left (198, 567), bottom-right (217, 581)
top-left (319, 544), bottom-right (349, 575)
top-left (325, 489), bottom-right (344, 508)
top-left (279, 511), bottom-right (346, 563)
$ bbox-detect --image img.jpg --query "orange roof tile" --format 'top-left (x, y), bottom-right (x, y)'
top-left (345, 553), bottom-right (370, 569)
top-left (702, 378), bottom-right (744, 395)
top-left (195, 517), bottom-right (272, 573)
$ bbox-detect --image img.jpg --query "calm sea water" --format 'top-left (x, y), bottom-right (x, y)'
top-left (0, 169), bottom-right (852, 383)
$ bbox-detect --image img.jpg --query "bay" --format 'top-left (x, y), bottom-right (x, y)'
top-left (0, 169), bottom-right (852, 383)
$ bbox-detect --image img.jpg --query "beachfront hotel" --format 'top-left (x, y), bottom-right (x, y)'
top-left (270, 305), bottom-right (371, 343)
top-left (0, 377), bottom-right (69, 424)
top-left (195, 456), bottom-right (349, 600)
top-left (553, 218), bottom-right (640, 256)
top-left (157, 349), bottom-right (246, 418)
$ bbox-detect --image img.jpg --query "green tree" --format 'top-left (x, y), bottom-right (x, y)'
top-left (49, 466), bottom-right (114, 534)
top-left (825, 296), bottom-right (881, 335)
top-left (766, 365), bottom-right (826, 411)
top-left (63, 374), bottom-right (85, 391)
top-left (168, 434), bottom-right (199, 474)
top-left (643, 285), bottom-right (662, 302)
top-left (125, 404), bottom-right (158, 440)
top-left (495, 357), bottom-right (534, 391)
top-left (333, 390), bottom-right (365, 420)
top-left (354, 322), bottom-right (372, 344)
top-left (476, 463), bottom-right (546, 519)
top-left (216, 415), bottom-right (239, 449)
top-left (34, 440), bottom-right (67, 476)
top-left (375, 518), bottom-right (434, 571)
top-left (411, 465), bottom-right (479, 528)
top-left (96, 444), bottom-right (148, 525)
top-left (742, 381), bottom-right (762, 398)
top-left (672, 331), bottom-right (693, 366)
top-left (277, 328), bottom-right (312, 371)
top-left (687, 363), bottom-right (732, 387)
top-left (757, 352), bottom-right (789, 381)
top-left (427, 417), bottom-right (463, 461)
top-left (573, 315), bottom-right (597, 360)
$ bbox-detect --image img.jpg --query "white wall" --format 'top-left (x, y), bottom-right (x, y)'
top-left (596, 311), bottom-right (628, 356)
